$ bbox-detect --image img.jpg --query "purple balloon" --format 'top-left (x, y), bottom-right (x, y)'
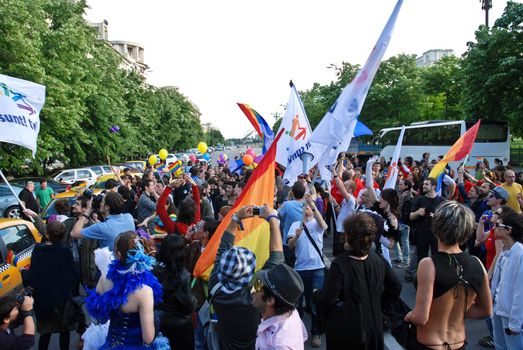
top-left (254, 155), bottom-right (263, 163)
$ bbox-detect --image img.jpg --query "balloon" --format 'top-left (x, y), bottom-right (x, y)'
top-left (254, 155), bottom-right (263, 164)
top-left (189, 154), bottom-right (197, 162)
top-left (246, 148), bottom-right (255, 157)
top-left (148, 155), bottom-right (158, 165)
top-left (197, 142), bottom-right (208, 154)
top-left (158, 149), bottom-right (168, 160)
top-left (203, 153), bottom-right (210, 161)
top-left (218, 154), bottom-right (225, 162)
top-left (243, 154), bottom-right (253, 166)
top-left (223, 154), bottom-right (228, 161)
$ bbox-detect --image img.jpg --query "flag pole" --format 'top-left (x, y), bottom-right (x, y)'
top-left (0, 169), bottom-right (33, 222)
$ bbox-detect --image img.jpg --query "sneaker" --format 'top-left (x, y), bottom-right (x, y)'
top-left (478, 335), bottom-right (495, 348)
top-left (311, 335), bottom-right (321, 348)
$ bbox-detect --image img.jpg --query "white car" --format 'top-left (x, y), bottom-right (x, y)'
top-left (88, 165), bottom-right (114, 177)
top-left (52, 168), bottom-right (98, 187)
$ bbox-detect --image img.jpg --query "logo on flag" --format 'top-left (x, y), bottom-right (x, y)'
top-left (0, 74), bottom-right (46, 156)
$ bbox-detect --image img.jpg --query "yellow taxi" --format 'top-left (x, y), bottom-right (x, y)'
top-left (0, 219), bottom-right (42, 297)
top-left (41, 188), bottom-right (105, 221)
top-left (91, 174), bottom-right (119, 191)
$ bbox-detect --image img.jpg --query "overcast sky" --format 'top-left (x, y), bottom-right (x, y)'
top-left (85, 0), bottom-right (509, 139)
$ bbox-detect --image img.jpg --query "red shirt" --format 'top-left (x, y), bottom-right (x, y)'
top-left (157, 185), bottom-right (201, 235)
top-left (485, 229), bottom-right (496, 271)
top-left (330, 180), bottom-right (343, 205)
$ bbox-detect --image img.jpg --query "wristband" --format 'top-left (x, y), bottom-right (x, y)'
top-left (311, 208), bottom-right (316, 212)
top-left (232, 214), bottom-right (244, 231)
top-left (81, 213), bottom-right (90, 219)
top-left (265, 215), bottom-right (279, 223)
top-left (333, 175), bottom-right (338, 178)
top-left (19, 310), bottom-right (34, 320)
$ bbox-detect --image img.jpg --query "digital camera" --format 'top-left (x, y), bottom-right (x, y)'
top-left (252, 206), bottom-right (265, 216)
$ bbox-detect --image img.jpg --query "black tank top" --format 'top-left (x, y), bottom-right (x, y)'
top-left (431, 252), bottom-right (484, 299)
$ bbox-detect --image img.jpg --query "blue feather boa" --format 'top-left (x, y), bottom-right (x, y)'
top-left (86, 259), bottom-right (163, 323)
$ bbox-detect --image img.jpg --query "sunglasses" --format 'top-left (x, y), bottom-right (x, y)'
top-left (487, 194), bottom-right (499, 199)
top-left (495, 222), bottom-right (512, 229)
top-left (252, 279), bottom-right (264, 293)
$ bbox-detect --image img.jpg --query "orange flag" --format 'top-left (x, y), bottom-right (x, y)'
top-left (193, 130), bottom-right (283, 280)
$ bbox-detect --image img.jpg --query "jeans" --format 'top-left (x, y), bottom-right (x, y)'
top-left (492, 314), bottom-right (523, 349)
top-left (297, 268), bottom-right (325, 335)
top-left (393, 224), bottom-right (410, 263)
top-left (416, 234), bottom-right (438, 263)
top-left (194, 313), bottom-right (206, 350)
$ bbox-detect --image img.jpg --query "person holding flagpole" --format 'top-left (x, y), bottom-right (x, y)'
top-left (332, 160), bottom-right (357, 257)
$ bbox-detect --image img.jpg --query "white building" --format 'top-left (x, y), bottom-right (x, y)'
top-left (88, 20), bottom-right (149, 77)
top-left (416, 49), bottom-right (454, 68)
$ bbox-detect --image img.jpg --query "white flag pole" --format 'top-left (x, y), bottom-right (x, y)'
top-left (0, 169), bottom-right (33, 222)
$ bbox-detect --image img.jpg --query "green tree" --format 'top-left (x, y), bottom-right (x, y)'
top-left (205, 127), bottom-right (225, 146)
top-left (0, 0), bottom-right (209, 174)
top-left (420, 55), bottom-right (464, 119)
top-left (461, 1), bottom-right (523, 137)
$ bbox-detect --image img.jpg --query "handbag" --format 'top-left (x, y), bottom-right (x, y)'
top-left (385, 298), bottom-right (416, 349)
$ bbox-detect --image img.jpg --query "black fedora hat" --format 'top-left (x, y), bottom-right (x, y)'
top-left (258, 264), bottom-right (304, 308)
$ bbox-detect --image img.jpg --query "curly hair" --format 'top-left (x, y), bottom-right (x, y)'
top-left (343, 212), bottom-right (377, 257)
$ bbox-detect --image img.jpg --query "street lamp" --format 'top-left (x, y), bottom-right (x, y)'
top-left (480, 0), bottom-right (492, 27)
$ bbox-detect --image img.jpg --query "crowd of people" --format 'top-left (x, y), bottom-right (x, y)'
top-left (1, 152), bottom-right (523, 350)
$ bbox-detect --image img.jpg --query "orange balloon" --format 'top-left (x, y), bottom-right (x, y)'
top-left (242, 154), bottom-right (253, 165)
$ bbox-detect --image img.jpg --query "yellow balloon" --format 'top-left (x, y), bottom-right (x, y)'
top-left (197, 142), bottom-right (208, 154)
top-left (148, 155), bottom-right (158, 165)
top-left (158, 149), bottom-right (168, 160)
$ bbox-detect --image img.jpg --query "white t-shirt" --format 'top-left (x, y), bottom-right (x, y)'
top-left (336, 195), bottom-right (356, 233)
top-left (288, 219), bottom-right (325, 271)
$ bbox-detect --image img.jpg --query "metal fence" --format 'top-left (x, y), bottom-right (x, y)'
top-left (510, 146), bottom-right (523, 166)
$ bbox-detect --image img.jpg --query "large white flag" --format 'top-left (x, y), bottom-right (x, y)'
top-left (0, 74), bottom-right (46, 156)
top-left (275, 82), bottom-right (314, 185)
top-left (383, 126), bottom-right (406, 189)
top-left (308, 0), bottom-right (404, 177)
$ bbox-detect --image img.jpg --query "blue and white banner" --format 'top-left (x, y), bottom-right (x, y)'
top-left (0, 74), bottom-right (46, 156)
top-left (308, 0), bottom-right (404, 178)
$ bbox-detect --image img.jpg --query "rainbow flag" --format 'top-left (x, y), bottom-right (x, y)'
top-left (166, 160), bottom-right (183, 174)
top-left (237, 103), bottom-right (274, 154)
top-left (194, 129), bottom-right (283, 280)
top-left (429, 120), bottom-right (481, 178)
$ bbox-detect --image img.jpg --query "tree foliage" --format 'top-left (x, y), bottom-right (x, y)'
top-left (204, 127), bottom-right (225, 146)
top-left (0, 0), bottom-right (203, 175)
top-left (461, 0), bottom-right (523, 137)
top-left (297, 1), bottom-right (522, 140)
